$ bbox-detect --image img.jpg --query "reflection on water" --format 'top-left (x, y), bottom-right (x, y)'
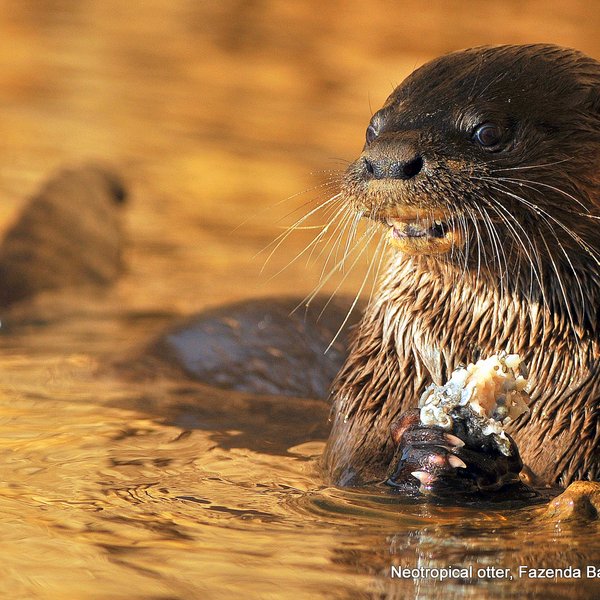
top-left (1, 1), bottom-right (600, 599)
top-left (2, 347), bottom-right (598, 599)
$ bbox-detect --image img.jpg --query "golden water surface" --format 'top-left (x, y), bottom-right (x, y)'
top-left (0, 2), bottom-right (599, 599)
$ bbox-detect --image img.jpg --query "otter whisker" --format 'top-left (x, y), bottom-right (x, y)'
top-left (459, 206), bottom-right (481, 280)
top-left (464, 205), bottom-right (484, 281)
top-left (260, 190), bottom-right (343, 253)
top-left (547, 230), bottom-right (587, 325)
top-left (274, 224), bottom-right (332, 231)
top-left (473, 174), bottom-right (600, 264)
top-left (298, 223), bottom-right (379, 311)
top-left (480, 196), bottom-right (546, 304)
top-left (526, 206), bottom-right (586, 330)
top-left (472, 201), bottom-right (509, 296)
top-left (262, 197), bottom-right (348, 278)
top-left (318, 199), bottom-right (364, 267)
top-left (310, 165), bottom-right (350, 173)
top-left (491, 175), bottom-right (591, 214)
top-left (478, 187), bottom-right (542, 269)
top-left (235, 175), bottom-right (342, 235)
top-left (483, 182), bottom-right (591, 346)
top-left (258, 192), bottom-right (343, 268)
top-left (324, 231), bottom-right (388, 353)
top-left (367, 229), bottom-right (390, 308)
top-left (463, 210), bottom-right (475, 276)
top-left (273, 180), bottom-right (343, 226)
top-left (330, 208), bottom-right (362, 272)
top-left (488, 158), bottom-right (573, 172)
top-left (341, 210), bottom-right (365, 269)
top-left (315, 206), bottom-right (358, 277)
top-left (539, 233), bottom-right (582, 343)
top-left (446, 211), bottom-right (462, 274)
top-left (487, 181), bottom-right (600, 267)
top-left (306, 164), bottom-right (346, 173)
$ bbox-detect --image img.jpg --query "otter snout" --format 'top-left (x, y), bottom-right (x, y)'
top-left (361, 133), bottom-right (423, 180)
top-left (363, 153), bottom-right (423, 180)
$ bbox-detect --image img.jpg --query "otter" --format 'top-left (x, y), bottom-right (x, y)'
top-left (323, 43), bottom-right (600, 491)
top-left (0, 164), bottom-right (127, 310)
top-left (1, 45), bottom-right (598, 503)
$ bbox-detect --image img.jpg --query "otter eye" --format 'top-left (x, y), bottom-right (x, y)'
top-left (473, 123), bottom-right (502, 148)
top-left (366, 124), bottom-right (378, 145)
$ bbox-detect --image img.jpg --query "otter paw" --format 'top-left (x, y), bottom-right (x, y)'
top-left (385, 408), bottom-right (524, 496)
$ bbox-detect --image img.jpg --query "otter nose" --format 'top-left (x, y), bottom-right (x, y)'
top-left (364, 154), bottom-right (423, 180)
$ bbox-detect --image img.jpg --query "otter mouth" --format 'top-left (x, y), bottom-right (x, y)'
top-left (387, 217), bottom-right (450, 240)
top-left (382, 211), bottom-right (461, 255)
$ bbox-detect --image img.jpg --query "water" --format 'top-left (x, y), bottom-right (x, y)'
top-left (0, 2), bottom-right (599, 598)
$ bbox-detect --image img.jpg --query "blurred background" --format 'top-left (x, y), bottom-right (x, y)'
top-left (1, 0), bottom-right (600, 315)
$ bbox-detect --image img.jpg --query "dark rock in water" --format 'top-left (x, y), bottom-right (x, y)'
top-left (142, 295), bottom-right (362, 399)
top-left (541, 481), bottom-right (600, 522)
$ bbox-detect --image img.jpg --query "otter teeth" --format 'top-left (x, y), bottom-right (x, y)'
top-left (387, 217), bottom-right (449, 239)
top-left (430, 220), bottom-right (448, 238)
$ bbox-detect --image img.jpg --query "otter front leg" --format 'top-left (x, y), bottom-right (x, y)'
top-left (386, 408), bottom-right (529, 497)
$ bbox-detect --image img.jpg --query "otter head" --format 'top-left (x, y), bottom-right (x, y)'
top-left (341, 44), bottom-right (600, 265)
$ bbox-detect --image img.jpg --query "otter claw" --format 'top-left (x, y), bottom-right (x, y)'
top-left (411, 471), bottom-right (435, 487)
top-left (386, 408), bottom-right (524, 496)
top-left (448, 455), bottom-right (467, 469)
top-left (444, 433), bottom-right (465, 448)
